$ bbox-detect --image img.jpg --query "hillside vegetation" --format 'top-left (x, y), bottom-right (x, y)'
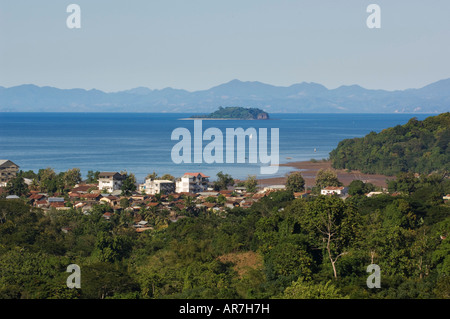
top-left (330, 112), bottom-right (450, 176)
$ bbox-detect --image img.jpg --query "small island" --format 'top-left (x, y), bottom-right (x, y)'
top-left (189, 106), bottom-right (269, 120)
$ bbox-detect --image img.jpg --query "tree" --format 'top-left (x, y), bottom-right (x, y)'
top-left (63, 168), bottom-right (82, 189)
top-left (5, 176), bottom-right (29, 197)
top-left (281, 277), bottom-right (348, 299)
top-left (80, 262), bottom-right (138, 299)
top-left (244, 175), bottom-right (258, 193)
top-left (37, 167), bottom-right (57, 193)
top-left (86, 170), bottom-right (100, 184)
top-left (159, 174), bottom-right (175, 181)
top-left (297, 196), bottom-right (361, 279)
top-left (146, 171), bottom-right (158, 180)
top-left (120, 198), bottom-right (130, 209)
top-left (315, 169), bottom-right (342, 189)
top-left (213, 171), bottom-right (234, 191)
top-left (121, 174), bottom-right (137, 196)
top-left (348, 180), bottom-right (366, 196)
top-left (286, 171), bottom-right (305, 193)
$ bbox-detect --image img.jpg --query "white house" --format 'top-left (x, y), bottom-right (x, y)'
top-left (139, 179), bottom-right (175, 195)
top-left (321, 186), bottom-right (348, 196)
top-left (175, 172), bottom-right (209, 193)
top-left (98, 172), bottom-right (126, 193)
top-left (263, 185), bottom-right (286, 192)
top-left (366, 191), bottom-right (384, 197)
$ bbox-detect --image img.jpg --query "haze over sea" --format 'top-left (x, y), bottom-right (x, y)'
top-left (0, 112), bottom-right (433, 183)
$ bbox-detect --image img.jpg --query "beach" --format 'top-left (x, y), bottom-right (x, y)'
top-left (257, 160), bottom-right (394, 188)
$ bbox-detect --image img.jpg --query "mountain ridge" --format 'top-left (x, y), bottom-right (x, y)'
top-left (1, 79), bottom-right (449, 113)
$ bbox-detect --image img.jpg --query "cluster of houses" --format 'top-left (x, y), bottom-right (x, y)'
top-left (4, 159), bottom-right (448, 233)
top-left (18, 172), bottom-right (311, 233)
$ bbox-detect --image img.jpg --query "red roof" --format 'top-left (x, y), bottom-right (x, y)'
top-left (147, 202), bottom-right (161, 207)
top-left (69, 192), bottom-right (80, 197)
top-left (50, 202), bottom-right (65, 208)
top-left (81, 193), bottom-right (101, 199)
top-left (323, 186), bottom-right (345, 190)
top-left (29, 194), bottom-right (45, 200)
top-left (184, 172), bottom-right (209, 178)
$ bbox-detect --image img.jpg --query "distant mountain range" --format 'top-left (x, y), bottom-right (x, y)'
top-left (1, 78), bottom-right (450, 113)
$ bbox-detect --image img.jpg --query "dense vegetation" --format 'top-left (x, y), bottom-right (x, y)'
top-left (1, 172), bottom-right (449, 299)
top-left (329, 112), bottom-right (450, 175)
top-left (191, 106), bottom-right (269, 120)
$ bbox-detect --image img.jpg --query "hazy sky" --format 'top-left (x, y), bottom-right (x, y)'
top-left (1, 0), bottom-right (450, 92)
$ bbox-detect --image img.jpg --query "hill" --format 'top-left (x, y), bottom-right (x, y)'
top-left (329, 112), bottom-right (450, 175)
top-left (190, 106), bottom-right (269, 119)
top-left (1, 78), bottom-right (450, 113)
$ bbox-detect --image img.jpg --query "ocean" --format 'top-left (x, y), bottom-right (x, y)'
top-left (0, 112), bottom-right (434, 182)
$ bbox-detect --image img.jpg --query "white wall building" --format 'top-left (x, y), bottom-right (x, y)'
top-left (175, 172), bottom-right (209, 193)
top-left (98, 172), bottom-right (126, 193)
top-left (139, 179), bottom-right (175, 195)
top-left (320, 186), bottom-right (348, 196)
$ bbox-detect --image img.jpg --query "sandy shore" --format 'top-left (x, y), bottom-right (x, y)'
top-left (257, 160), bottom-right (394, 188)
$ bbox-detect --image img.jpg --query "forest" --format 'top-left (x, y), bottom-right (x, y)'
top-left (329, 112), bottom-right (450, 176)
top-left (1, 171), bottom-right (449, 299)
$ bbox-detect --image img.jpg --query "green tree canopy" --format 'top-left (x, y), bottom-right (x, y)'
top-left (285, 171), bottom-right (305, 193)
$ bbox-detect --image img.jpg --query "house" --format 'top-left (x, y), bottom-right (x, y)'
top-left (321, 186), bottom-right (348, 196)
top-left (28, 193), bottom-right (47, 204)
top-left (102, 212), bottom-right (114, 220)
top-left (366, 191), bottom-right (384, 197)
top-left (225, 200), bottom-right (240, 209)
top-left (146, 202), bottom-right (163, 208)
top-left (263, 185), bottom-right (286, 192)
top-left (48, 197), bottom-right (66, 209)
top-left (443, 194), bottom-right (450, 202)
top-left (294, 191), bottom-right (310, 199)
top-left (71, 184), bottom-right (97, 194)
top-left (80, 193), bottom-right (102, 201)
top-left (48, 197), bottom-right (65, 204)
top-left (139, 179), bottom-right (175, 195)
top-left (98, 172), bottom-right (126, 193)
top-left (175, 172), bottom-right (209, 193)
top-left (100, 195), bottom-right (120, 207)
top-left (35, 199), bottom-right (49, 208)
top-left (197, 191), bottom-right (219, 199)
top-left (240, 199), bottom-right (254, 208)
top-left (0, 160), bottom-right (19, 187)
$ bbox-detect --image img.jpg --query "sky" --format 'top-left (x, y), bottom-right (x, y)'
top-left (1, 0), bottom-right (450, 92)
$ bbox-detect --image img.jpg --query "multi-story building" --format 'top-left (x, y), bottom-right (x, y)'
top-left (98, 172), bottom-right (126, 193)
top-left (175, 172), bottom-right (209, 193)
top-left (0, 160), bottom-right (19, 187)
top-left (139, 179), bottom-right (175, 195)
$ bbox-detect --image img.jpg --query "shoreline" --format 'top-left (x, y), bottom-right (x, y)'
top-left (256, 160), bottom-right (395, 188)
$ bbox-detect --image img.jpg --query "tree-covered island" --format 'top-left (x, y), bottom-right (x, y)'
top-left (190, 106), bottom-right (269, 120)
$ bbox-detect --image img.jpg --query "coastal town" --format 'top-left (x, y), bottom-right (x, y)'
top-left (3, 158), bottom-right (445, 235)
top-left (0, 159), bottom-right (312, 232)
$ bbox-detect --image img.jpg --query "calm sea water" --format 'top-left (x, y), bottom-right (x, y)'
top-left (0, 113), bottom-right (433, 182)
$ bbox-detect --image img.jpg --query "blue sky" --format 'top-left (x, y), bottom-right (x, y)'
top-left (1, 0), bottom-right (450, 92)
